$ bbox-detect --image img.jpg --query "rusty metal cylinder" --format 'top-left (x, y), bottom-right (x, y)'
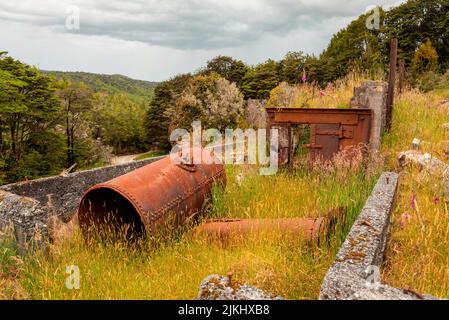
top-left (194, 217), bottom-right (328, 244)
top-left (78, 149), bottom-right (226, 240)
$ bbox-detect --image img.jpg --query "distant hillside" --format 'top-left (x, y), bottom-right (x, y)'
top-left (42, 70), bottom-right (158, 102)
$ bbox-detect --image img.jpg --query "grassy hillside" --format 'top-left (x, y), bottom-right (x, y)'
top-left (42, 70), bottom-right (158, 103)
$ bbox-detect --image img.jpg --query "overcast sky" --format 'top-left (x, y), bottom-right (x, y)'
top-left (0, 0), bottom-right (404, 82)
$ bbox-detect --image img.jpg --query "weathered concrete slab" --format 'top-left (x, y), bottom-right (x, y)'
top-left (198, 275), bottom-right (283, 300)
top-left (319, 172), bottom-right (437, 300)
top-left (0, 191), bottom-right (46, 234)
top-left (0, 190), bottom-right (47, 253)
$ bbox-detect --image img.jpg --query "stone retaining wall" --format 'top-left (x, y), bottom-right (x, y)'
top-left (0, 156), bottom-right (166, 238)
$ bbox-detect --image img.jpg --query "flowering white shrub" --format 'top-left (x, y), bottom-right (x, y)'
top-left (166, 73), bottom-right (245, 131)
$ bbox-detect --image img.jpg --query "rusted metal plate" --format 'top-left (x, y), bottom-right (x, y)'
top-left (266, 108), bottom-right (371, 125)
top-left (77, 148), bottom-right (226, 241)
top-left (266, 108), bottom-right (372, 162)
top-left (310, 124), bottom-right (340, 161)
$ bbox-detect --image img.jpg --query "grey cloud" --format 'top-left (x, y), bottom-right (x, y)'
top-left (0, 0), bottom-right (401, 50)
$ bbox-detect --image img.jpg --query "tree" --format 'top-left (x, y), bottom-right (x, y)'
top-left (383, 0), bottom-right (449, 71)
top-left (91, 92), bottom-right (148, 154)
top-left (0, 54), bottom-right (60, 162)
top-left (56, 80), bottom-right (93, 166)
top-left (204, 56), bottom-right (249, 88)
top-left (317, 8), bottom-right (385, 84)
top-left (278, 51), bottom-right (306, 84)
top-left (166, 73), bottom-right (244, 132)
top-left (412, 39), bottom-right (439, 73)
top-left (241, 60), bottom-right (280, 99)
top-left (310, 1), bottom-right (448, 84)
top-left (144, 73), bottom-right (192, 151)
top-left (0, 53), bottom-right (66, 182)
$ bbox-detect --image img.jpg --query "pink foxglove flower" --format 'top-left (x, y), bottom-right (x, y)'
top-left (410, 194), bottom-right (416, 210)
top-left (403, 212), bottom-right (410, 221)
top-left (301, 70), bottom-right (307, 83)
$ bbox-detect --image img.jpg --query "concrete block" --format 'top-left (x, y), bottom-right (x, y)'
top-left (198, 275), bottom-right (283, 300)
top-left (350, 81), bottom-right (388, 152)
top-left (398, 151), bottom-right (449, 180)
top-left (0, 190), bottom-right (47, 253)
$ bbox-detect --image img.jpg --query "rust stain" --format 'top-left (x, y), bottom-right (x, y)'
top-left (194, 217), bottom-right (329, 245)
top-left (266, 107), bottom-right (372, 163)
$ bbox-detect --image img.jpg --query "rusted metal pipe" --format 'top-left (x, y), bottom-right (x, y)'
top-left (194, 207), bottom-right (346, 245)
top-left (78, 148), bottom-right (225, 240)
top-left (194, 217), bottom-right (326, 244)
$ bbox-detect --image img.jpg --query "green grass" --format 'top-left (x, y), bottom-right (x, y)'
top-left (381, 88), bottom-right (449, 298)
top-left (0, 229), bottom-right (29, 299)
top-left (382, 88), bottom-right (449, 166)
top-left (135, 151), bottom-right (167, 161)
top-left (2, 74), bottom-right (388, 299)
top-left (0, 233), bottom-right (18, 276)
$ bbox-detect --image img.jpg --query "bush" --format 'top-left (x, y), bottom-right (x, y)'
top-left (166, 73), bottom-right (245, 131)
top-left (413, 70), bottom-right (449, 92)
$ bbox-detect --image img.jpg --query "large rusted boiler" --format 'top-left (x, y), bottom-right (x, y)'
top-left (78, 149), bottom-right (225, 240)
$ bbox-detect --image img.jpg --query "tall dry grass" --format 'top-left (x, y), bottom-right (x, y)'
top-left (8, 154), bottom-right (381, 300)
top-left (381, 88), bottom-right (449, 298)
top-left (0, 226), bottom-right (29, 299)
top-left (7, 71), bottom-right (448, 300)
top-left (267, 70), bottom-right (384, 109)
top-left (1, 69), bottom-right (386, 300)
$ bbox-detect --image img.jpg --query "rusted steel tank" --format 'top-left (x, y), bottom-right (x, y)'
top-left (194, 217), bottom-right (326, 244)
top-left (78, 148), bottom-right (225, 240)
